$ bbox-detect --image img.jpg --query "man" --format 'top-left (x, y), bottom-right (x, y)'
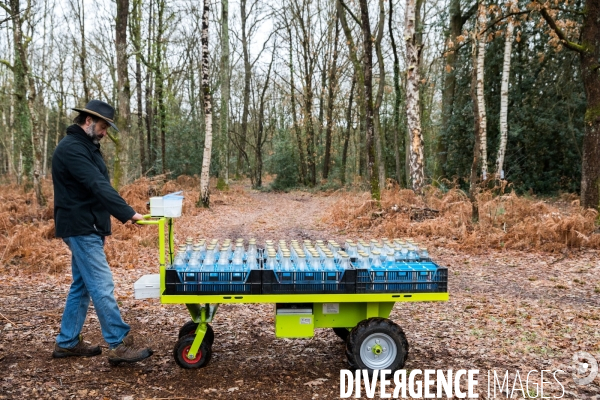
top-left (52, 99), bottom-right (153, 366)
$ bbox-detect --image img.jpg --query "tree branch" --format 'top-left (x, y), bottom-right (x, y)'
top-left (539, 7), bottom-right (587, 53)
top-left (0, 59), bottom-right (14, 70)
top-left (339, 0), bottom-right (361, 28)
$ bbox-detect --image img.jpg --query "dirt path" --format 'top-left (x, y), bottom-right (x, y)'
top-left (1, 186), bottom-right (599, 399)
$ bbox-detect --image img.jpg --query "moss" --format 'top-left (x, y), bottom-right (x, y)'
top-left (584, 102), bottom-right (600, 125)
top-left (216, 177), bottom-right (229, 191)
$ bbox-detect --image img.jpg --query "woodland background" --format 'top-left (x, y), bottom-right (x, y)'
top-left (1, 1), bottom-right (600, 397)
top-left (0, 0), bottom-right (598, 213)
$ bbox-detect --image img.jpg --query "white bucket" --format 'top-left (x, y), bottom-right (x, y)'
top-left (150, 196), bottom-right (164, 216)
top-left (163, 194), bottom-right (184, 217)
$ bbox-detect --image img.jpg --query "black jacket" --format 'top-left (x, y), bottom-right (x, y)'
top-left (52, 125), bottom-right (135, 238)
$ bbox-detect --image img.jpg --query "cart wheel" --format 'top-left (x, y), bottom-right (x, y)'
top-left (173, 334), bottom-right (212, 369)
top-left (346, 317), bottom-right (408, 375)
top-left (332, 327), bottom-right (350, 342)
top-left (178, 321), bottom-right (215, 345)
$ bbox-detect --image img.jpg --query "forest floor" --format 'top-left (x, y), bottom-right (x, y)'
top-left (1, 183), bottom-right (599, 400)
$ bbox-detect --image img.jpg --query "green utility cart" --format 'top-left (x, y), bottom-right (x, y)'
top-left (136, 216), bottom-right (449, 372)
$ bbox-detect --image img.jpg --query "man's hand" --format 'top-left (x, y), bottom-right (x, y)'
top-left (131, 213), bottom-right (144, 223)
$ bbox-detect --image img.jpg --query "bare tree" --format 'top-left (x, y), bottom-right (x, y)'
top-left (404, 0), bottom-right (425, 193)
top-left (199, 0), bottom-right (212, 207)
top-left (110, 0), bottom-right (130, 190)
top-left (1, 0), bottom-right (45, 205)
top-left (496, 3), bottom-right (516, 181)
top-left (220, 0), bottom-right (230, 184)
top-left (475, 3), bottom-right (488, 180)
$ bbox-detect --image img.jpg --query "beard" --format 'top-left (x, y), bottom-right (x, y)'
top-left (85, 121), bottom-right (102, 144)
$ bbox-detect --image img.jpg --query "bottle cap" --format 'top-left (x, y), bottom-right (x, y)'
top-left (371, 250), bottom-right (381, 255)
top-left (186, 237), bottom-right (193, 243)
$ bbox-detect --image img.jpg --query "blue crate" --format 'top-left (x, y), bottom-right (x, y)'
top-left (164, 268), bottom-right (262, 295)
top-left (356, 263), bottom-right (447, 293)
top-left (262, 269), bottom-right (356, 294)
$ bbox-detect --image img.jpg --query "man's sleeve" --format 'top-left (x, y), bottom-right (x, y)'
top-left (61, 144), bottom-right (136, 223)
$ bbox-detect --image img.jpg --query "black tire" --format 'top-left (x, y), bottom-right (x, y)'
top-left (173, 334), bottom-right (212, 369)
top-left (178, 321), bottom-right (214, 345)
top-left (346, 317), bottom-right (409, 375)
top-left (333, 327), bottom-right (350, 342)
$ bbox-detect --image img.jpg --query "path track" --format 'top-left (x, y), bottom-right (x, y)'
top-left (1, 186), bottom-right (598, 399)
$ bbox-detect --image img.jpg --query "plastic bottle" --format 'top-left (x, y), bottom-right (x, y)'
top-left (187, 251), bottom-right (201, 271)
top-left (281, 250), bottom-right (293, 272)
top-left (407, 246), bottom-right (418, 262)
top-left (324, 253), bottom-right (336, 271)
top-left (265, 250), bottom-right (277, 270)
top-left (370, 239), bottom-right (379, 252)
top-left (247, 239), bottom-right (257, 259)
top-left (419, 247), bottom-right (430, 261)
top-left (203, 245), bottom-right (216, 270)
top-left (330, 243), bottom-right (342, 259)
top-left (370, 250), bottom-right (383, 269)
top-left (173, 251), bottom-right (188, 276)
top-left (295, 253), bottom-right (307, 272)
top-left (385, 252), bottom-right (396, 269)
top-left (185, 237), bottom-right (194, 258)
top-left (338, 252), bottom-right (351, 270)
top-left (232, 243), bottom-right (244, 266)
top-left (309, 252), bottom-right (321, 272)
top-left (346, 243), bottom-right (358, 258)
top-left (358, 251), bottom-right (370, 269)
top-left (217, 248), bottom-right (229, 271)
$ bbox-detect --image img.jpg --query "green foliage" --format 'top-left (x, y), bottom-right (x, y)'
top-left (442, 17), bottom-right (586, 195)
top-left (267, 134), bottom-right (299, 192)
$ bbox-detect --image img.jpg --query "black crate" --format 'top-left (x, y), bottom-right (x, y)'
top-left (262, 269), bottom-right (356, 294)
top-left (355, 265), bottom-right (448, 293)
top-left (164, 268), bottom-right (262, 295)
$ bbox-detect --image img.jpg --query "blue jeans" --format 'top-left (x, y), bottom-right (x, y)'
top-left (56, 234), bottom-right (130, 349)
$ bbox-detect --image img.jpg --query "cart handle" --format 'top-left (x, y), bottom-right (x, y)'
top-left (135, 214), bottom-right (160, 225)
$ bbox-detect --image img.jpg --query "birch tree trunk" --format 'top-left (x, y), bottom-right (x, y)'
top-left (389, 0), bottom-right (403, 186)
top-left (469, 22), bottom-right (481, 222)
top-left (404, 0), bottom-right (425, 193)
top-left (475, 4), bottom-right (488, 181)
top-left (199, 0), bottom-right (213, 208)
top-left (496, 18), bottom-right (514, 181)
top-left (341, 75), bottom-right (356, 186)
top-left (220, 0), bottom-right (230, 184)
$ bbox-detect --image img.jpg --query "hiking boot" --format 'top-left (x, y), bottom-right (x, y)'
top-left (52, 335), bottom-right (102, 358)
top-left (107, 334), bottom-right (153, 366)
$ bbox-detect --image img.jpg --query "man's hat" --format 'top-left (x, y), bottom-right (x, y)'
top-left (72, 100), bottom-right (119, 132)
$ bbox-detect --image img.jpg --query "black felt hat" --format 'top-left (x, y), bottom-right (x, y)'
top-left (72, 100), bottom-right (119, 132)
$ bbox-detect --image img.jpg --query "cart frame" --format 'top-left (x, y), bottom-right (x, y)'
top-left (137, 216), bottom-right (448, 368)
